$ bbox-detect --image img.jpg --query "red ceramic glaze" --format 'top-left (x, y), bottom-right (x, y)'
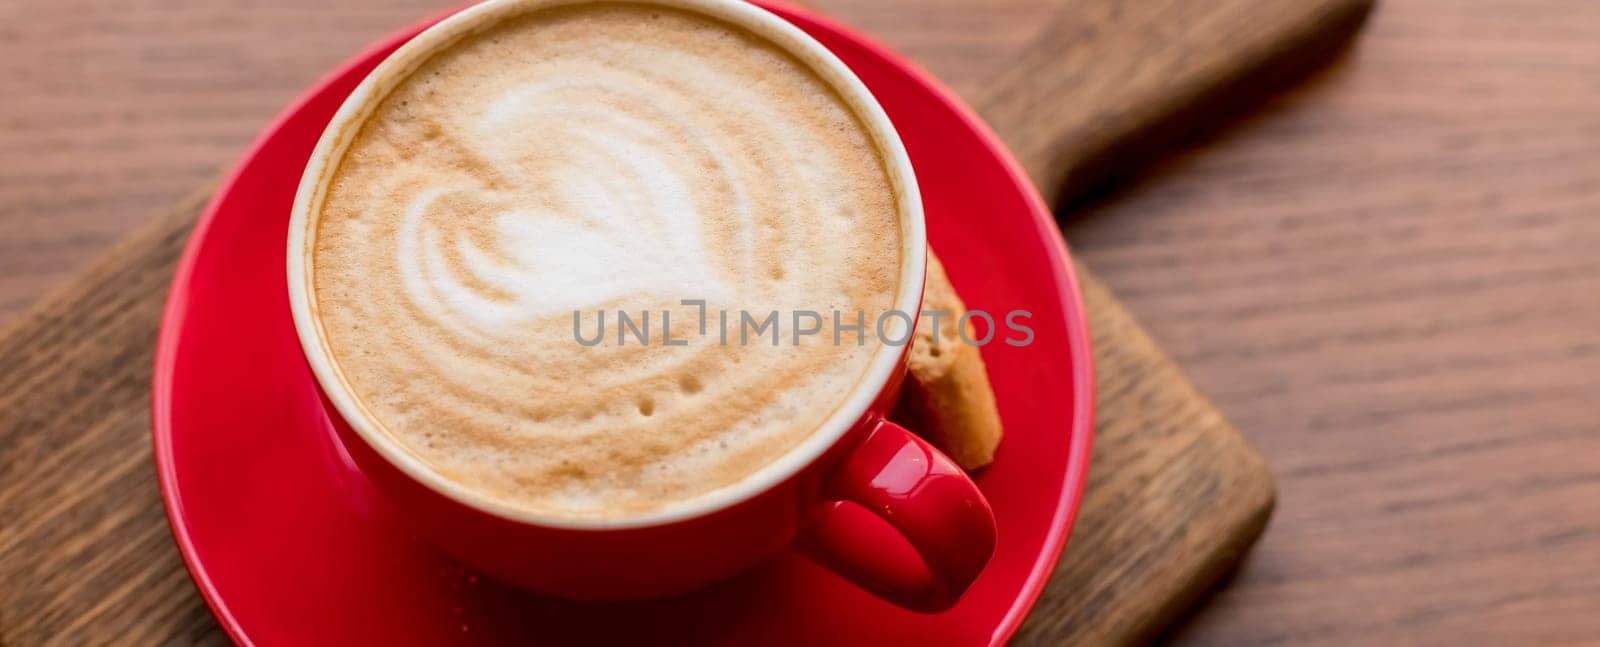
top-left (798, 418), bottom-right (998, 611)
top-left (152, 2), bottom-right (1093, 644)
top-left (331, 394), bottom-right (994, 610)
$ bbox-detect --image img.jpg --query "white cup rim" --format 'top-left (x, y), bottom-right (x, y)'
top-left (286, 0), bottom-right (927, 531)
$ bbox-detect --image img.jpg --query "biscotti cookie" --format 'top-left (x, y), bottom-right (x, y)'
top-left (898, 250), bottom-right (1003, 470)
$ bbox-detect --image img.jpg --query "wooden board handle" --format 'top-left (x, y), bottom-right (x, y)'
top-left (970, 0), bottom-right (1375, 207)
top-left (0, 2), bottom-right (1379, 644)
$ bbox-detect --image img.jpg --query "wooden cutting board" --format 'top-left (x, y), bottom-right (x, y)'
top-left (0, 0), bottom-right (1371, 644)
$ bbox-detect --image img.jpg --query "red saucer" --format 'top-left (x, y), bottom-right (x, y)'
top-left (152, 3), bottom-right (1093, 644)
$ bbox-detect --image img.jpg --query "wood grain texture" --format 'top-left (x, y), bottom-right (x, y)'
top-left (0, 0), bottom-right (449, 320)
top-left (975, 0), bottom-right (1375, 207)
top-left (958, 1), bottom-right (1375, 643)
top-left (0, 0), bottom-right (1331, 644)
top-left (1011, 265), bottom-right (1276, 646)
top-left (1068, 3), bottom-right (1600, 645)
top-left (0, 191), bottom-right (229, 646)
top-left (14, 0), bottom-right (1596, 646)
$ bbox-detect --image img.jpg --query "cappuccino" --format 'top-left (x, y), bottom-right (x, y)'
top-left (303, 1), bottom-right (911, 520)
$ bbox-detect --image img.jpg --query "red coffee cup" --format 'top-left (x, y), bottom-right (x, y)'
top-left (287, 0), bottom-right (995, 613)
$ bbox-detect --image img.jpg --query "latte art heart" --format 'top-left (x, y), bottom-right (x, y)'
top-left (308, 3), bottom-right (906, 519)
top-left (396, 180), bottom-right (730, 336)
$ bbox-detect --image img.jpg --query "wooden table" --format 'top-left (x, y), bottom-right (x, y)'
top-left (3, 1), bottom-right (1598, 644)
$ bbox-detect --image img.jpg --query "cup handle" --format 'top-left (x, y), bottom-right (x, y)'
top-left (796, 415), bottom-right (997, 612)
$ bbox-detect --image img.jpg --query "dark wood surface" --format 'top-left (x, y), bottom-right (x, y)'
top-left (1066, 3), bottom-right (1600, 644)
top-left (3, 0), bottom-right (1596, 645)
top-left (0, 191), bottom-right (222, 645)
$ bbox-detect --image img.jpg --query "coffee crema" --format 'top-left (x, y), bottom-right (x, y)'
top-left (308, 1), bottom-right (906, 519)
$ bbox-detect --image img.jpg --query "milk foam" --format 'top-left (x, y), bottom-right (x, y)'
top-left (310, 2), bottom-right (904, 519)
